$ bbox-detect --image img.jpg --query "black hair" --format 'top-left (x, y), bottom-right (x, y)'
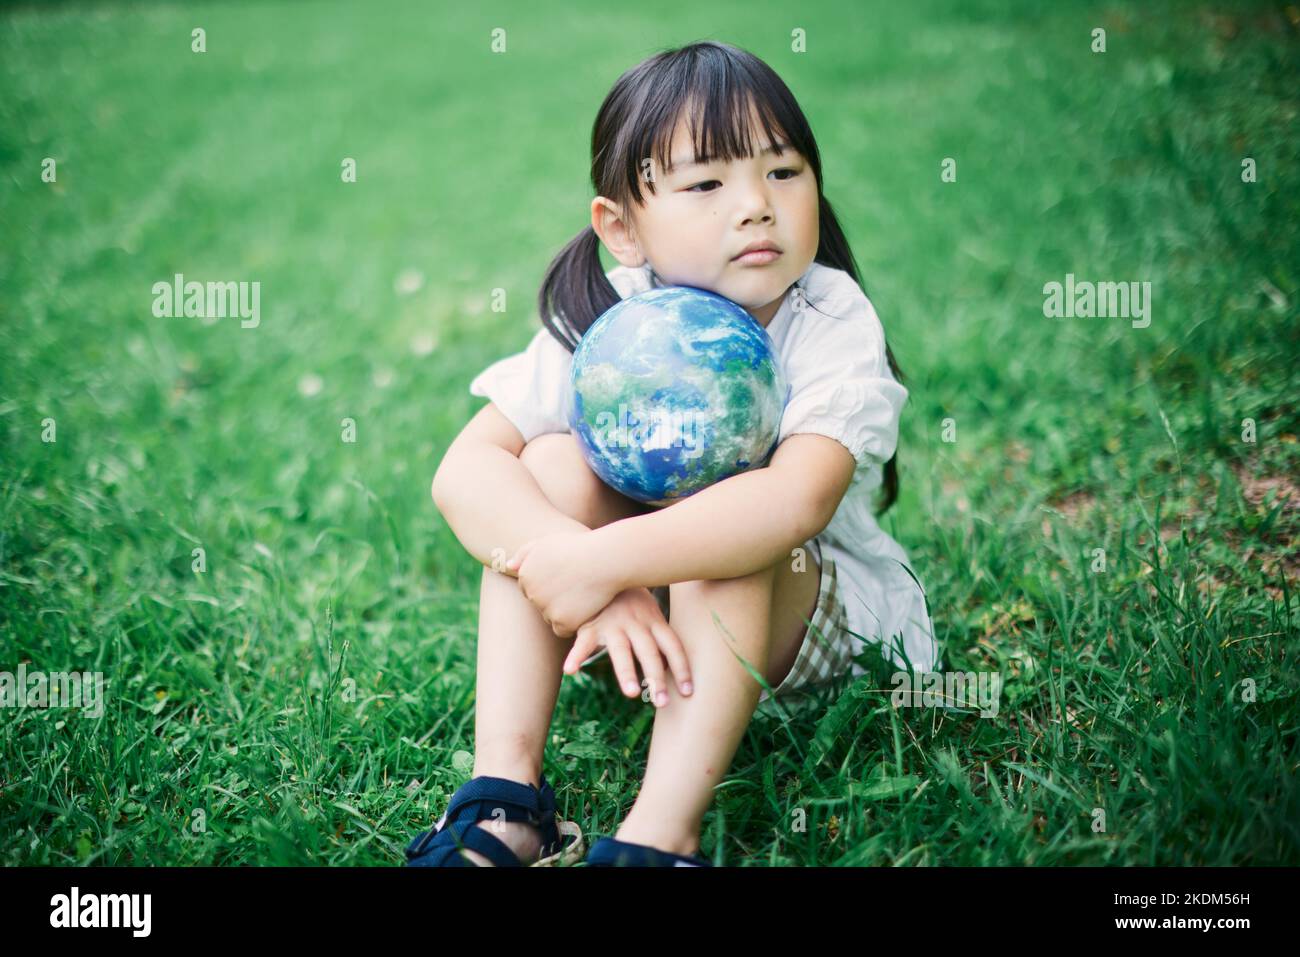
top-left (536, 39), bottom-right (904, 512)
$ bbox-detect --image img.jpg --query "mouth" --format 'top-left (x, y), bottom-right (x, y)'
top-left (731, 247), bottom-right (782, 265)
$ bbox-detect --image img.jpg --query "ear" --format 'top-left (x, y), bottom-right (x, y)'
top-left (591, 196), bottom-right (645, 268)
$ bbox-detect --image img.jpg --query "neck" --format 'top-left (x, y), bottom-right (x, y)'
top-left (749, 286), bottom-right (791, 328)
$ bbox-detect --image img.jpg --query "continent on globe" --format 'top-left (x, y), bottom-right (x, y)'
top-left (568, 285), bottom-right (790, 507)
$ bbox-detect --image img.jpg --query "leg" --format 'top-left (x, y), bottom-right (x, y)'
top-left (614, 544), bottom-right (822, 855)
top-left (466, 432), bottom-right (646, 863)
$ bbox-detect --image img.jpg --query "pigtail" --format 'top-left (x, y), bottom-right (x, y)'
top-left (536, 225), bottom-right (622, 355)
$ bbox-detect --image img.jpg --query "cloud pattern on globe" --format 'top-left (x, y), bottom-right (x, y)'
top-left (568, 285), bottom-right (790, 507)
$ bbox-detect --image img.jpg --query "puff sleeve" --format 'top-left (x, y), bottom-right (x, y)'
top-left (468, 327), bottom-right (576, 444)
top-left (777, 294), bottom-right (909, 474)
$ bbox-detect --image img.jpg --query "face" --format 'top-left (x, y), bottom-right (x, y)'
top-left (592, 102), bottom-right (820, 327)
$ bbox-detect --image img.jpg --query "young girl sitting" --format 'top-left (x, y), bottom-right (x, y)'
top-left (404, 39), bottom-right (939, 868)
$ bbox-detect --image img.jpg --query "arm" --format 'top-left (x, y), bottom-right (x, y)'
top-left (593, 433), bottom-right (858, 590)
top-left (432, 403), bottom-right (588, 574)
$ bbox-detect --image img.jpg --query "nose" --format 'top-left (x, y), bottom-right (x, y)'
top-left (735, 174), bottom-right (775, 227)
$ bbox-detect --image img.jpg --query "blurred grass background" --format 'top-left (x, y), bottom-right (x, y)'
top-left (1, 0), bottom-right (1297, 864)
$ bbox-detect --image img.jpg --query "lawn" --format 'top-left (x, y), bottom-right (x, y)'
top-left (1, 0), bottom-right (1296, 865)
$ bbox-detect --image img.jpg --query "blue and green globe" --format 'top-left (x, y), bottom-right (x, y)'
top-left (568, 285), bottom-right (790, 507)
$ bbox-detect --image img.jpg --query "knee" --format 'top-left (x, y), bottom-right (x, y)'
top-left (518, 432), bottom-right (629, 527)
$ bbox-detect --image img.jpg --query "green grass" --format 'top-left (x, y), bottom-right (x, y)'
top-left (1, 0), bottom-right (1297, 865)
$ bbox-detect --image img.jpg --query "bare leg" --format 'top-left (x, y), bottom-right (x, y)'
top-left (614, 545), bottom-right (822, 856)
top-left (463, 432), bottom-right (646, 864)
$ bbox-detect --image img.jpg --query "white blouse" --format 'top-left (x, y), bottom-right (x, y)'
top-left (469, 260), bottom-right (940, 676)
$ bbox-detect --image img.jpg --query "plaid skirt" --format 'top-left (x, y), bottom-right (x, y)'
top-left (578, 538), bottom-right (855, 705)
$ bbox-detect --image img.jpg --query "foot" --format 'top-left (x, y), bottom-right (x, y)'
top-left (426, 780), bottom-right (548, 868)
top-left (411, 771), bottom-right (557, 867)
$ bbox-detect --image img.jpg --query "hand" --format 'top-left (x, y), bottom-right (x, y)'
top-left (563, 587), bottom-right (693, 706)
top-left (505, 529), bottom-right (622, 639)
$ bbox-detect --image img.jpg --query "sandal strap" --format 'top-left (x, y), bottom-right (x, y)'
top-left (444, 775), bottom-right (554, 828)
top-left (533, 775), bottom-right (577, 859)
top-left (586, 836), bottom-right (712, 867)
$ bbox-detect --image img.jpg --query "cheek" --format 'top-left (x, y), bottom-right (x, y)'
top-left (778, 185), bottom-right (815, 219)
top-left (798, 191), bottom-right (819, 234)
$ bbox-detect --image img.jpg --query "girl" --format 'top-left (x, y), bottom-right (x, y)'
top-left (404, 40), bottom-right (939, 868)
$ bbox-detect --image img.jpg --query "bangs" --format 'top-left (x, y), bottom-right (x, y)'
top-left (648, 92), bottom-right (789, 181)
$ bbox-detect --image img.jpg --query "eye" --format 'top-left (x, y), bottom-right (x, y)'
top-left (685, 167), bottom-right (801, 193)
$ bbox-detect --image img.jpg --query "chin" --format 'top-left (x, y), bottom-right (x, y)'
top-left (732, 274), bottom-right (789, 301)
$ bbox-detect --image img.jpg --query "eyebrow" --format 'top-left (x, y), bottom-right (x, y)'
top-left (667, 142), bottom-right (793, 171)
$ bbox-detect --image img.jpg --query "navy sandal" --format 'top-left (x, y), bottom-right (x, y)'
top-left (585, 836), bottom-right (712, 867)
top-left (404, 773), bottom-right (585, 867)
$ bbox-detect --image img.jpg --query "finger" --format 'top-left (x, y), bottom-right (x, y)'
top-left (605, 633), bottom-right (641, 698)
top-left (626, 628), bottom-right (669, 707)
top-left (650, 621), bottom-right (694, 696)
top-left (563, 630), bottom-right (596, 675)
